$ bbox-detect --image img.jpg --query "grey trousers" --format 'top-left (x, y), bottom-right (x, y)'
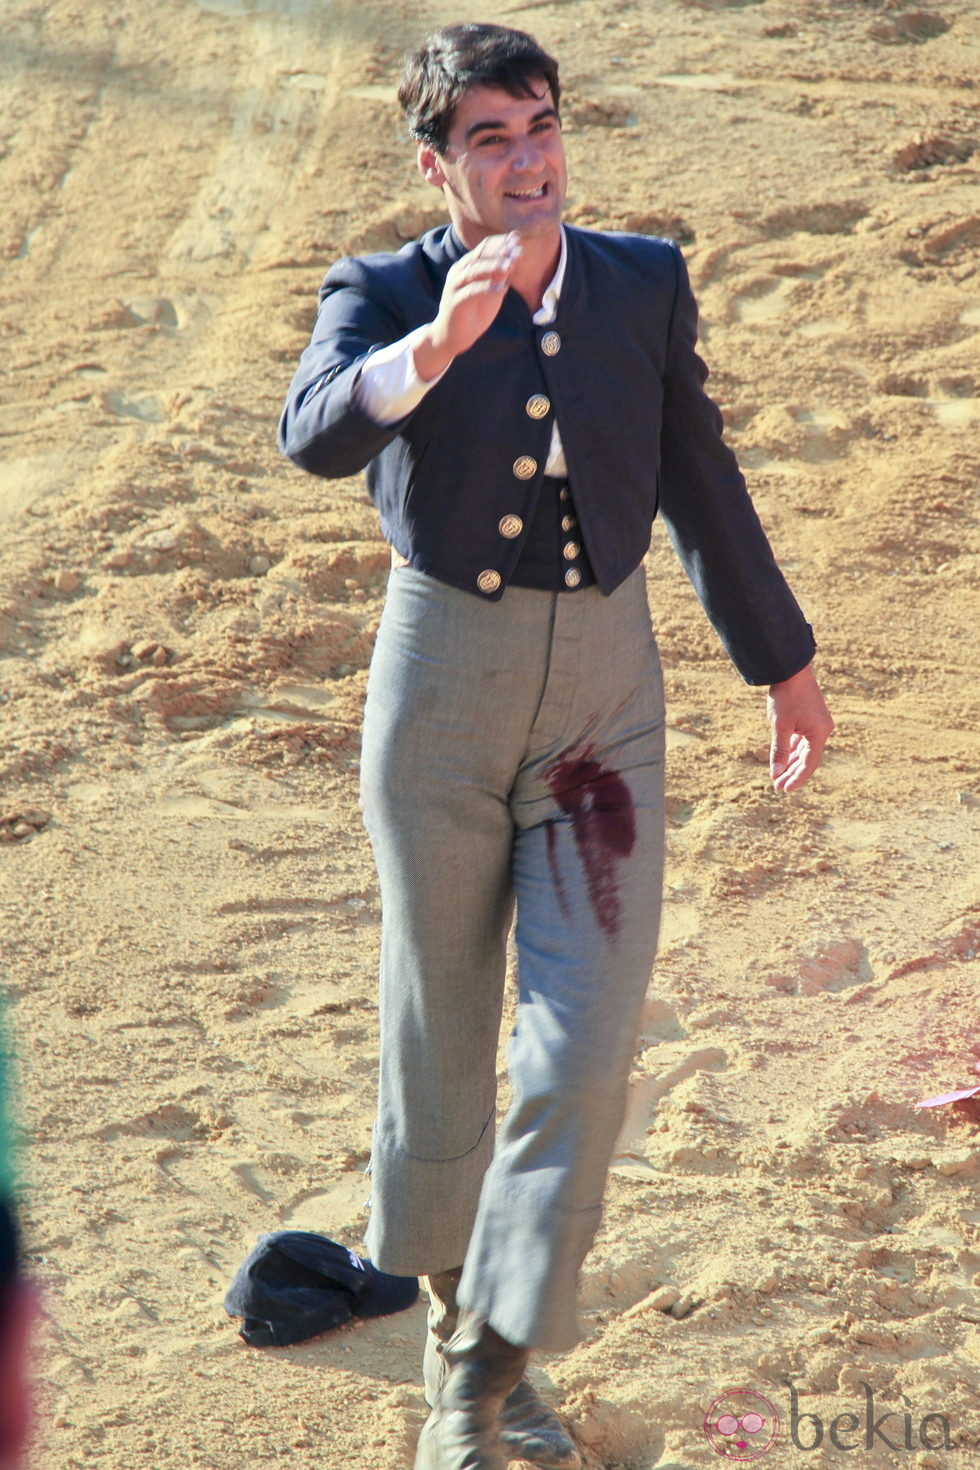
top-left (359, 565), bottom-right (665, 1351)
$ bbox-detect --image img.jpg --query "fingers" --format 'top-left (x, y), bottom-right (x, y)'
top-left (433, 234), bottom-right (524, 358)
top-left (451, 232), bottom-right (522, 292)
top-left (766, 664), bottom-right (834, 794)
top-left (769, 715), bottom-right (833, 792)
top-left (450, 279), bottom-right (513, 305)
top-left (771, 733), bottom-right (823, 793)
top-left (768, 725), bottom-right (794, 782)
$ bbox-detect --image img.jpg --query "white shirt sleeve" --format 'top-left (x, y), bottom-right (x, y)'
top-left (353, 326), bottom-right (450, 425)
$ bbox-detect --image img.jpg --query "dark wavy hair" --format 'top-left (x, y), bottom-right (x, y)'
top-left (398, 23), bottom-right (561, 155)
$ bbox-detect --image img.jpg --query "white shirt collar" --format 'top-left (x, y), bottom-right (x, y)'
top-left (532, 225), bottom-right (568, 326)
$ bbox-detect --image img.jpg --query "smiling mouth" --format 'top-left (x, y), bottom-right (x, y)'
top-left (505, 184), bottom-right (548, 200)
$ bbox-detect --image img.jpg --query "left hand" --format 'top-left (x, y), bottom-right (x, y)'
top-left (767, 663), bottom-right (834, 793)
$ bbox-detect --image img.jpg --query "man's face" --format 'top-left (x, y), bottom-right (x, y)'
top-left (419, 81), bottom-right (567, 248)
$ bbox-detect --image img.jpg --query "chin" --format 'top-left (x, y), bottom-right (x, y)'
top-left (509, 213), bottom-right (561, 239)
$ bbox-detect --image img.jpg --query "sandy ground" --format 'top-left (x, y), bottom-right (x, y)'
top-left (2, 0), bottom-right (979, 1466)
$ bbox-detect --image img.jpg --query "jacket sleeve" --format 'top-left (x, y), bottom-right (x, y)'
top-left (277, 262), bottom-right (414, 479)
top-left (657, 241), bottom-right (816, 686)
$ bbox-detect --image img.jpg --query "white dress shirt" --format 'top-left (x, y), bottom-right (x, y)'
top-left (354, 227), bottom-right (569, 478)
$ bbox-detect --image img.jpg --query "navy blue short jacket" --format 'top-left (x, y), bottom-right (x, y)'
top-left (278, 224), bottom-right (815, 685)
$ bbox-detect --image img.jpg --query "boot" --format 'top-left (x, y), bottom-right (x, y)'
top-left (414, 1310), bottom-right (528, 1470)
top-left (423, 1270), bottom-right (581, 1470)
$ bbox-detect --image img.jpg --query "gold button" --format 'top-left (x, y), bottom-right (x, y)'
top-left (477, 569), bottom-right (502, 594)
top-left (563, 541), bottom-right (580, 561)
top-left (525, 394), bottom-right (551, 420)
top-left (498, 514), bottom-right (523, 539)
top-left (512, 455), bottom-right (537, 480)
top-left (564, 567), bottom-right (582, 589)
top-left (561, 514), bottom-right (576, 532)
top-left (541, 331), bottom-right (561, 357)
top-left (559, 487), bottom-right (570, 501)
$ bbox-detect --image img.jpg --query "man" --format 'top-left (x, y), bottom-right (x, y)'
top-left (279, 23), bottom-right (833, 1470)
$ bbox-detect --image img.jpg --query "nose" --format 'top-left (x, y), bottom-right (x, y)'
top-left (509, 135), bottom-right (543, 173)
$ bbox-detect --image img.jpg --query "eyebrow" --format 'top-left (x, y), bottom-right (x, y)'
top-left (463, 106), bottom-right (558, 144)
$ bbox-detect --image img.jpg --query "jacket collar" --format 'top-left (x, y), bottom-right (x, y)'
top-left (420, 221), bottom-right (583, 323)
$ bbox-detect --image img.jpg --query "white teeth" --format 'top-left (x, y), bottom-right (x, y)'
top-left (507, 186), bottom-right (545, 199)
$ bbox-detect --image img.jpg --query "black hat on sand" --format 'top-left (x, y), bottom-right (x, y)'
top-left (224, 1231), bottom-right (419, 1347)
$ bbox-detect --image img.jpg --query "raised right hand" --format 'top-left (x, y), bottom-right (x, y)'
top-left (412, 232), bottom-right (522, 382)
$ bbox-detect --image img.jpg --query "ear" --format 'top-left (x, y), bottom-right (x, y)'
top-left (418, 141), bottom-right (448, 190)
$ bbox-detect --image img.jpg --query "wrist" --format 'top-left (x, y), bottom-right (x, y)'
top-left (769, 661), bottom-right (814, 693)
top-left (411, 324), bottom-right (456, 384)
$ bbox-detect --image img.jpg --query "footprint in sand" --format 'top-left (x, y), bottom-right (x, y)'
top-left (732, 275), bottom-right (800, 324)
top-left (103, 390), bottom-right (165, 423)
top-left (764, 937), bottom-right (873, 996)
top-left (638, 994), bottom-right (687, 1045)
top-left (95, 297), bottom-right (179, 331)
top-left (613, 1045), bottom-right (728, 1167)
top-left (98, 1102), bottom-right (202, 1143)
top-left (760, 200), bottom-right (869, 238)
top-left (280, 1175), bottom-right (371, 1232)
top-left (0, 454), bottom-right (67, 524)
top-left (930, 398), bottom-right (980, 430)
top-left (729, 263), bottom-right (845, 347)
